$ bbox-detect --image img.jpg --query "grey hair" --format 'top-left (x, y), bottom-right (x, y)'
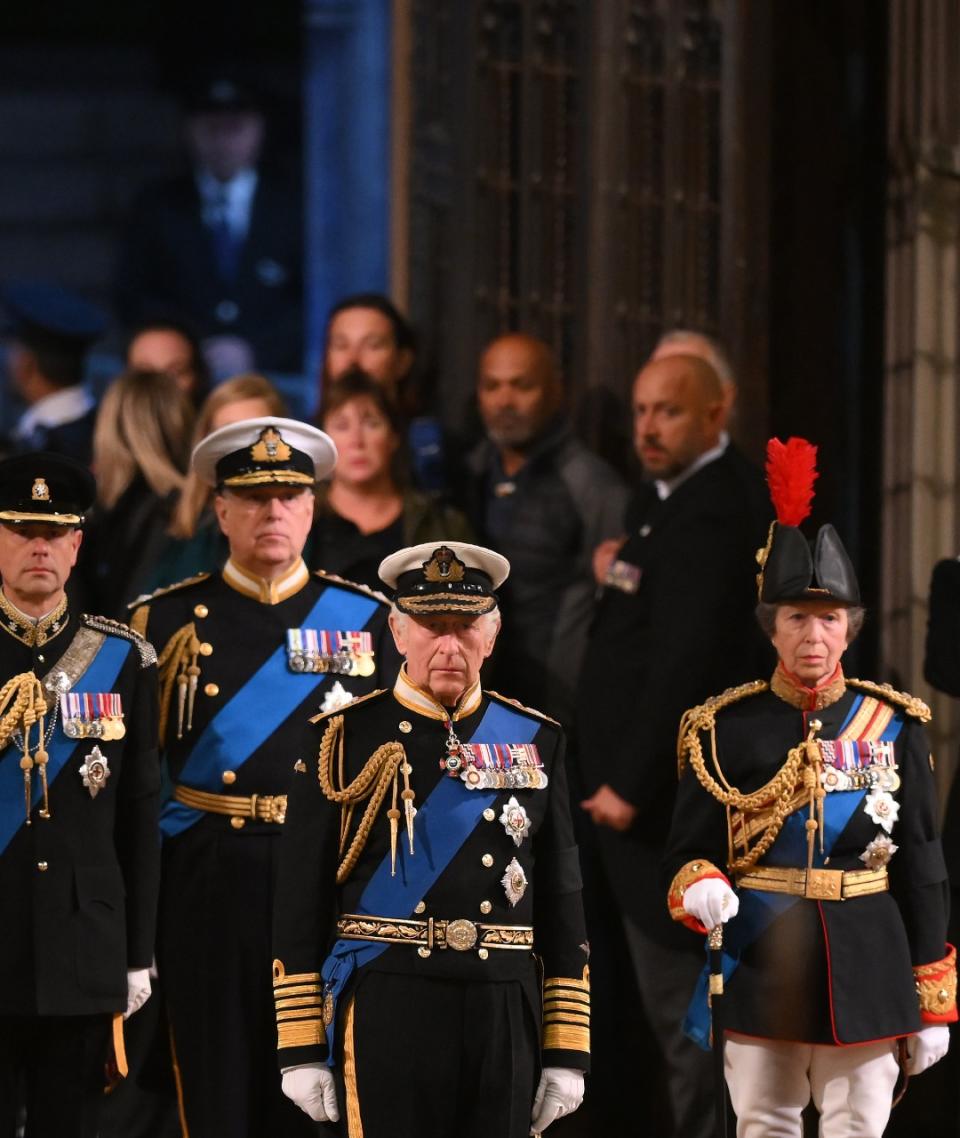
top-left (653, 329), bottom-right (735, 388)
top-left (755, 601), bottom-right (865, 645)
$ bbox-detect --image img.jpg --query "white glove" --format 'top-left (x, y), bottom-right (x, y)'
top-left (904, 1025), bottom-right (950, 1075)
top-left (682, 878), bottom-right (740, 929)
top-left (529, 1066), bottom-right (584, 1134)
top-left (124, 968), bottom-right (152, 1019)
top-left (281, 1064), bottom-right (340, 1123)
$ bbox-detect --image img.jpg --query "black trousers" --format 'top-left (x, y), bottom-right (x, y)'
top-left (161, 828), bottom-right (319, 1138)
top-left (326, 971), bottom-right (539, 1138)
top-left (0, 1014), bottom-right (111, 1138)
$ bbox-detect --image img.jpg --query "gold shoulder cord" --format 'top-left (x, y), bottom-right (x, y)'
top-left (317, 715), bottom-right (415, 883)
top-left (846, 677), bottom-right (931, 723)
top-left (678, 680), bottom-right (823, 874)
top-left (156, 622), bottom-right (200, 740)
top-left (0, 672), bottom-right (52, 823)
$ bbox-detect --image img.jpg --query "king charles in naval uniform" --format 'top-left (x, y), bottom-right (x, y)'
top-left (130, 418), bottom-right (395, 1138)
top-left (0, 453), bottom-right (159, 1138)
top-left (273, 541), bottom-right (590, 1137)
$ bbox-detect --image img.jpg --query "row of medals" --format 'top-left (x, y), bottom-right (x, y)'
top-left (63, 715), bottom-right (125, 741)
top-left (821, 764), bottom-right (900, 793)
top-left (441, 741), bottom-right (548, 791)
top-left (288, 650), bottom-right (375, 678)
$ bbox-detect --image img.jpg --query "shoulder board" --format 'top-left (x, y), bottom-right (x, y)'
top-left (486, 690), bottom-right (561, 727)
top-left (847, 678), bottom-right (931, 723)
top-left (677, 679), bottom-right (769, 775)
top-left (309, 687), bottom-right (389, 724)
top-left (127, 572), bottom-right (211, 610)
top-left (313, 569), bottom-right (390, 607)
top-left (81, 614), bottom-right (158, 668)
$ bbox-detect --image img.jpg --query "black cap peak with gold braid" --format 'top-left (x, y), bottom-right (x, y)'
top-left (756, 438), bottom-right (859, 605)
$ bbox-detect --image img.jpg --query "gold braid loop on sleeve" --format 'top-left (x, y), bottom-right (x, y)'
top-left (678, 680), bottom-right (817, 875)
top-left (156, 622), bottom-right (201, 741)
top-left (317, 714), bottom-right (413, 885)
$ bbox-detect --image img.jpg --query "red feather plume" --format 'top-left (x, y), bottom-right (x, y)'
top-left (765, 437), bottom-right (818, 526)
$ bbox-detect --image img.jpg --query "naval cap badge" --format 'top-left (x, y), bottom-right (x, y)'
top-left (31, 477), bottom-right (50, 501)
top-left (423, 545), bottom-right (465, 582)
top-left (79, 745), bottom-right (110, 799)
top-left (251, 426), bottom-right (292, 463)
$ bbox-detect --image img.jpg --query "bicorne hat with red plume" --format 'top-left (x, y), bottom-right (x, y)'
top-left (755, 438), bottom-right (860, 605)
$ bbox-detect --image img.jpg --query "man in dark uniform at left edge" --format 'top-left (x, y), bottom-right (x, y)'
top-left (0, 452), bottom-right (160, 1138)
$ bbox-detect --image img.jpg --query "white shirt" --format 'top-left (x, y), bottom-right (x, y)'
top-left (196, 168), bottom-right (258, 241)
top-left (15, 384), bottom-right (94, 441)
top-left (654, 431), bottom-right (730, 501)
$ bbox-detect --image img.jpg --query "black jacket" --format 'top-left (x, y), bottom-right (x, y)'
top-left (116, 173), bottom-right (303, 371)
top-left (666, 678), bottom-right (950, 1044)
top-left (0, 611), bottom-right (160, 1016)
top-left (273, 681), bottom-right (590, 1072)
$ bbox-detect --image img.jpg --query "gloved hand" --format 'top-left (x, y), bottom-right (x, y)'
top-left (904, 1025), bottom-right (951, 1074)
top-left (124, 968), bottom-right (152, 1019)
top-left (281, 1064), bottom-right (340, 1122)
top-left (682, 878), bottom-right (740, 929)
top-left (529, 1066), bottom-right (584, 1134)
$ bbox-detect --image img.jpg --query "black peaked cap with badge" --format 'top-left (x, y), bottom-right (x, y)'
top-left (0, 452), bottom-right (95, 526)
top-left (192, 416), bottom-right (337, 490)
top-left (379, 541), bottom-right (510, 616)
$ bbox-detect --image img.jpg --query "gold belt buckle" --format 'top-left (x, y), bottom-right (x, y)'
top-left (804, 868), bottom-right (842, 900)
top-left (444, 919), bottom-right (478, 952)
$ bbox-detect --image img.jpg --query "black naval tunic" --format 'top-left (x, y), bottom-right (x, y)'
top-left (273, 668), bottom-right (590, 1138)
top-left (666, 668), bottom-right (955, 1045)
top-left (132, 558), bottom-right (395, 1138)
top-left (0, 601), bottom-right (160, 1137)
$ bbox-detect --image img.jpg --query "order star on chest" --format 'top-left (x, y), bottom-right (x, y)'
top-left (498, 795), bottom-right (531, 846)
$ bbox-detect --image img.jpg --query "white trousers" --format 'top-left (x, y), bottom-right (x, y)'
top-left (725, 1032), bottom-right (900, 1138)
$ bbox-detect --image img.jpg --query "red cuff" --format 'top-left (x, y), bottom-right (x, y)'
top-left (914, 944), bottom-right (958, 1024)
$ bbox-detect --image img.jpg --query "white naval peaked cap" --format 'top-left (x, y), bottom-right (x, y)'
top-left (379, 541), bottom-right (510, 616)
top-left (192, 416), bottom-right (338, 488)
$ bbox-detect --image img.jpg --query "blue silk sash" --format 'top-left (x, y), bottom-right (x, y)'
top-left (685, 695), bottom-right (906, 1048)
top-left (0, 634), bottom-right (132, 855)
top-left (160, 587), bottom-right (378, 838)
top-left (320, 698), bottom-right (539, 1063)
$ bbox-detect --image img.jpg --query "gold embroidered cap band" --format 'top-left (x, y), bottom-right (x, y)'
top-left (379, 541), bottom-right (510, 616)
top-left (191, 416), bottom-right (338, 489)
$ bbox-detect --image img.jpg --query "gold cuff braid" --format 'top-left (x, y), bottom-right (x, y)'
top-left (667, 859), bottom-right (725, 921)
top-left (914, 945), bottom-right (958, 1019)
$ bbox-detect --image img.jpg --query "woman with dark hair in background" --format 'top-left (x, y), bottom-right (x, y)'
top-left (83, 368), bottom-right (194, 614)
top-left (321, 292), bottom-right (448, 496)
top-left (126, 317), bottom-right (212, 406)
top-left (312, 367), bottom-right (471, 589)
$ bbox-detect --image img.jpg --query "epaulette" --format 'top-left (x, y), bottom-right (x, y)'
top-left (487, 690), bottom-right (561, 727)
top-left (847, 678), bottom-right (932, 723)
top-left (313, 569), bottom-right (390, 607)
top-left (127, 572), bottom-right (211, 611)
top-left (309, 687), bottom-right (388, 724)
top-left (81, 614), bottom-right (158, 668)
top-left (676, 679), bottom-right (769, 776)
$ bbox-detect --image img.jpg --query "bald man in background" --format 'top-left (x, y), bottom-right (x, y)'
top-left (465, 333), bottom-right (627, 725)
top-left (577, 353), bottom-right (771, 1138)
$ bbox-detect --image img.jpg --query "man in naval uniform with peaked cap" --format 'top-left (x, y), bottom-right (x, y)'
top-left (274, 540), bottom-right (590, 1138)
top-left (130, 417), bottom-right (396, 1138)
top-left (0, 452), bottom-right (160, 1138)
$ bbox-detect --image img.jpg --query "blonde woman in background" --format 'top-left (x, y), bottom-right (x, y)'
top-left (146, 373), bottom-right (287, 590)
top-left (80, 368), bottom-right (194, 615)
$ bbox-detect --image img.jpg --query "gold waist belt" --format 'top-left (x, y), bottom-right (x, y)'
top-left (736, 865), bottom-right (888, 902)
top-left (336, 913), bottom-right (534, 954)
top-left (173, 784), bottom-right (288, 825)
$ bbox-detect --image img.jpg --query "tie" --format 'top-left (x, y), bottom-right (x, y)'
top-left (209, 189), bottom-right (241, 281)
